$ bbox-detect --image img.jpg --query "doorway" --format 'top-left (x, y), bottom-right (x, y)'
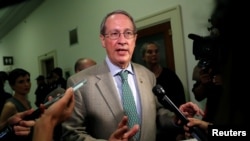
top-left (38, 50), bottom-right (58, 78)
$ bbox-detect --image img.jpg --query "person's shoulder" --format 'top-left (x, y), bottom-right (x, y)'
top-left (69, 64), bottom-right (102, 81)
top-left (132, 62), bottom-right (155, 76)
top-left (132, 62), bottom-right (149, 71)
top-left (2, 100), bottom-right (16, 110)
top-left (132, 62), bottom-right (146, 68)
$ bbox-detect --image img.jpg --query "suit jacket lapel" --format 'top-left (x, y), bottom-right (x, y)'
top-left (132, 63), bottom-right (157, 140)
top-left (95, 62), bottom-right (124, 122)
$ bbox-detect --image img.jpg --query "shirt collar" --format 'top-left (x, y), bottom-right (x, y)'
top-left (105, 56), bottom-right (134, 76)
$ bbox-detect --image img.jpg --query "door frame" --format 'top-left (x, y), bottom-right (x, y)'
top-left (38, 50), bottom-right (58, 77)
top-left (135, 5), bottom-right (189, 100)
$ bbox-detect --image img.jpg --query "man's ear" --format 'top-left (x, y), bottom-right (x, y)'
top-left (100, 34), bottom-right (106, 48)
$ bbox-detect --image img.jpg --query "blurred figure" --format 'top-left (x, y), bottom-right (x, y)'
top-left (0, 71), bottom-right (12, 115)
top-left (51, 67), bottom-right (67, 89)
top-left (74, 58), bottom-right (97, 73)
top-left (46, 68), bottom-right (66, 141)
top-left (192, 64), bottom-right (222, 123)
top-left (184, 0), bottom-right (249, 140)
top-left (45, 67), bottom-right (67, 141)
top-left (209, 0), bottom-right (248, 127)
top-left (34, 75), bottom-right (50, 107)
top-left (141, 41), bottom-right (186, 109)
top-left (0, 68), bottom-right (32, 141)
top-left (141, 41), bottom-right (187, 140)
top-left (46, 73), bottom-right (55, 93)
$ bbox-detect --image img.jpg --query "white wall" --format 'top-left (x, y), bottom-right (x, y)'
top-left (0, 0), bottom-right (214, 109)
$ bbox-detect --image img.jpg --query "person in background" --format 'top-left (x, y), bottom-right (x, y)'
top-left (0, 68), bottom-right (33, 141)
top-left (140, 41), bottom-right (187, 140)
top-left (34, 75), bottom-right (50, 107)
top-left (183, 0), bottom-right (249, 139)
top-left (0, 71), bottom-right (12, 115)
top-left (141, 41), bottom-right (186, 110)
top-left (190, 28), bottom-right (223, 124)
top-left (62, 9), bottom-right (185, 141)
top-left (192, 63), bottom-right (222, 123)
top-left (74, 58), bottom-right (97, 73)
top-left (47, 68), bottom-right (67, 141)
top-left (46, 72), bottom-right (55, 93)
top-left (51, 67), bottom-right (67, 89)
top-left (212, 0), bottom-right (248, 127)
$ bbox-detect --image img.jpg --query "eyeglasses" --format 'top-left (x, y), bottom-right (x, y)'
top-left (104, 30), bottom-right (136, 40)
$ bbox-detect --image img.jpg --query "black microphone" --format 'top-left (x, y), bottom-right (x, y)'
top-left (152, 84), bottom-right (208, 141)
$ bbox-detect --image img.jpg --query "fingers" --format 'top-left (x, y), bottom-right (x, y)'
top-left (8, 109), bottom-right (35, 124)
top-left (19, 120), bottom-right (35, 127)
top-left (118, 116), bottom-right (128, 128)
top-left (112, 124), bottom-right (129, 139)
top-left (197, 109), bottom-right (205, 116)
top-left (13, 124), bottom-right (32, 136)
top-left (19, 109), bottom-right (34, 118)
top-left (109, 116), bottom-right (140, 140)
top-left (48, 87), bottom-right (74, 122)
top-left (65, 87), bottom-right (74, 104)
top-left (62, 87), bottom-right (74, 104)
top-left (59, 88), bottom-right (74, 107)
top-left (61, 88), bottom-right (74, 116)
top-left (179, 102), bottom-right (204, 117)
top-left (122, 124), bottom-right (139, 139)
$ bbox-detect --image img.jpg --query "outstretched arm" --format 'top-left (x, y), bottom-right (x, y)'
top-left (32, 87), bottom-right (74, 141)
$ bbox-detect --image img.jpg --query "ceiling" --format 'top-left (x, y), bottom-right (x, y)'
top-left (0, 0), bottom-right (44, 40)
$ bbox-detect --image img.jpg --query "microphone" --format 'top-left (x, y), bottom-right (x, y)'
top-left (23, 79), bottom-right (87, 120)
top-left (152, 84), bottom-right (208, 141)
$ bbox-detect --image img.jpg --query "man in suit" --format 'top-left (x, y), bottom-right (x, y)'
top-left (62, 10), bottom-right (180, 141)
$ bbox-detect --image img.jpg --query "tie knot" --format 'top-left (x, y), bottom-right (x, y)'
top-left (119, 70), bottom-right (128, 81)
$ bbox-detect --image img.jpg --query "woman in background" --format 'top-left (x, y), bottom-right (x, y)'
top-left (141, 41), bottom-right (186, 109)
top-left (0, 68), bottom-right (32, 141)
top-left (141, 41), bottom-right (187, 140)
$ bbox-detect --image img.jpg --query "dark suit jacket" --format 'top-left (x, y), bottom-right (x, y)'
top-left (62, 61), bottom-right (175, 141)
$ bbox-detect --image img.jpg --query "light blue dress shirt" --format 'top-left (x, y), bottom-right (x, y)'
top-left (105, 56), bottom-right (142, 119)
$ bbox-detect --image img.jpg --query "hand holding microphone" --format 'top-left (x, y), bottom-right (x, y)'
top-left (152, 84), bottom-right (208, 141)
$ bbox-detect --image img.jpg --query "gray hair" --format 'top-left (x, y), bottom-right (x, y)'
top-left (140, 41), bottom-right (160, 58)
top-left (100, 10), bottom-right (137, 35)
